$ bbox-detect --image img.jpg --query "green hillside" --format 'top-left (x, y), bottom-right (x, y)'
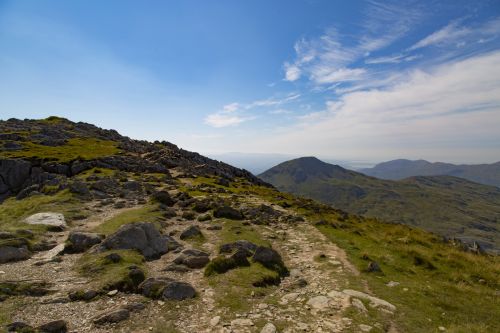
top-left (260, 157), bottom-right (500, 254)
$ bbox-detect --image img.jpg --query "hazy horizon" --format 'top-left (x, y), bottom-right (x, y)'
top-left (1, 0), bottom-right (499, 163)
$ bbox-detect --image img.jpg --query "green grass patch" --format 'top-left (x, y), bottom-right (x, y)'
top-left (207, 263), bottom-right (280, 313)
top-left (316, 216), bottom-right (500, 333)
top-left (219, 219), bottom-right (271, 247)
top-left (0, 137), bottom-right (119, 162)
top-left (77, 249), bottom-right (145, 291)
top-left (92, 204), bottom-right (163, 235)
top-left (0, 190), bottom-right (87, 237)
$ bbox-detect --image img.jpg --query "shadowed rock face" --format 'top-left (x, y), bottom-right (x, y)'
top-left (97, 222), bottom-right (180, 260)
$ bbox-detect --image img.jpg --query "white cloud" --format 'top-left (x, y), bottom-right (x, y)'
top-left (365, 54), bottom-right (421, 64)
top-left (282, 2), bottom-right (422, 85)
top-left (409, 17), bottom-right (500, 51)
top-left (223, 102), bottom-right (239, 113)
top-left (312, 67), bottom-right (366, 84)
top-left (269, 109), bottom-right (292, 115)
top-left (409, 21), bottom-right (470, 50)
top-left (204, 113), bottom-right (249, 128)
top-left (284, 62), bottom-right (301, 81)
top-left (245, 52), bottom-right (500, 161)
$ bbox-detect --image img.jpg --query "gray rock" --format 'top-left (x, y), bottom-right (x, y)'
top-left (162, 281), bottom-right (196, 300)
top-left (307, 295), bottom-right (330, 310)
top-left (342, 289), bottom-right (396, 312)
top-left (213, 205), bottom-right (244, 220)
top-left (25, 212), bottom-right (66, 228)
top-left (179, 225), bottom-right (203, 240)
top-left (139, 277), bottom-right (196, 300)
top-left (122, 302), bottom-right (145, 312)
top-left (0, 246), bottom-right (31, 263)
top-left (173, 249), bottom-right (210, 269)
top-left (64, 231), bottom-right (103, 253)
top-left (93, 309), bottom-right (130, 325)
top-left (7, 321), bottom-right (32, 332)
top-left (219, 240), bottom-right (257, 254)
top-left (260, 322), bottom-right (277, 333)
top-left (37, 320), bottom-right (68, 333)
top-left (252, 246), bottom-right (288, 275)
top-left (97, 222), bottom-right (179, 260)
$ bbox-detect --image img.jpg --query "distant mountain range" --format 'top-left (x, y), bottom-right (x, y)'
top-left (208, 152), bottom-right (371, 175)
top-left (360, 159), bottom-right (500, 187)
top-left (259, 157), bottom-right (500, 254)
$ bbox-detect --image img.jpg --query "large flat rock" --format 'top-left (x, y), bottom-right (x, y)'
top-left (25, 212), bottom-right (67, 228)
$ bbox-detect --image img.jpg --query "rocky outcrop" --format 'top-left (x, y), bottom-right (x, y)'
top-left (173, 249), bottom-right (210, 269)
top-left (0, 245), bottom-right (31, 263)
top-left (25, 213), bottom-right (67, 229)
top-left (96, 222), bottom-right (179, 260)
top-left (64, 232), bottom-right (103, 253)
top-left (179, 225), bottom-right (203, 240)
top-left (139, 277), bottom-right (196, 301)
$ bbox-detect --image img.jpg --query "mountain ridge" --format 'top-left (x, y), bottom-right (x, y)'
top-left (260, 157), bottom-right (500, 254)
top-left (360, 158), bottom-right (500, 187)
top-left (0, 118), bottom-right (499, 332)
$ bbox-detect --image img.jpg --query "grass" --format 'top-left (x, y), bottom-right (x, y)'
top-left (92, 204), bottom-right (163, 235)
top-left (206, 263), bottom-right (280, 313)
top-left (0, 137), bottom-right (120, 162)
top-left (0, 298), bottom-right (27, 328)
top-left (218, 219), bottom-right (271, 247)
top-left (0, 190), bottom-right (87, 237)
top-left (314, 215), bottom-right (500, 333)
top-left (77, 249), bottom-right (146, 291)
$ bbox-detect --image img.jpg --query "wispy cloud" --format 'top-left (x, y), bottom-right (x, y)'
top-left (205, 93), bottom-right (300, 128)
top-left (365, 54), bottom-right (422, 64)
top-left (409, 17), bottom-right (500, 51)
top-left (283, 1), bottom-right (422, 85)
top-left (204, 112), bottom-right (251, 128)
top-left (252, 52), bottom-right (500, 160)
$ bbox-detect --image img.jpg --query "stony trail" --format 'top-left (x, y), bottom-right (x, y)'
top-left (1, 196), bottom-right (397, 333)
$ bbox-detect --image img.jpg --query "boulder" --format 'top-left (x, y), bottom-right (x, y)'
top-left (64, 232), bottom-right (103, 253)
top-left (219, 240), bottom-right (257, 254)
top-left (213, 206), bottom-right (244, 220)
top-left (0, 159), bottom-right (32, 202)
top-left (0, 246), bottom-right (31, 263)
top-left (37, 320), bottom-right (68, 333)
top-left (173, 249), bottom-right (210, 269)
top-left (261, 323), bottom-right (277, 333)
top-left (68, 289), bottom-right (98, 302)
top-left (25, 212), bottom-right (67, 229)
top-left (179, 225), bottom-right (203, 240)
top-left (97, 222), bottom-right (179, 260)
top-left (162, 281), bottom-right (196, 300)
top-left (252, 246), bottom-right (288, 276)
top-left (93, 309), bottom-right (130, 325)
top-left (7, 321), bottom-right (32, 332)
top-left (139, 277), bottom-right (196, 300)
top-left (151, 191), bottom-right (175, 206)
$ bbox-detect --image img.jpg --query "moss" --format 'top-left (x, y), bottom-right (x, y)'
top-left (204, 256), bottom-right (239, 276)
top-left (77, 250), bottom-right (146, 291)
top-left (0, 137), bottom-right (120, 162)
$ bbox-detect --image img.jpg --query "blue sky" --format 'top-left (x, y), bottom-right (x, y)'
top-left (1, 0), bottom-right (499, 163)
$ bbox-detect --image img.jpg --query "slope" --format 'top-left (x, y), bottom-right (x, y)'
top-left (0, 118), bottom-right (498, 333)
top-left (259, 157), bottom-right (500, 254)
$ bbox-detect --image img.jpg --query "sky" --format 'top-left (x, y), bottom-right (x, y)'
top-left (1, 0), bottom-right (500, 164)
